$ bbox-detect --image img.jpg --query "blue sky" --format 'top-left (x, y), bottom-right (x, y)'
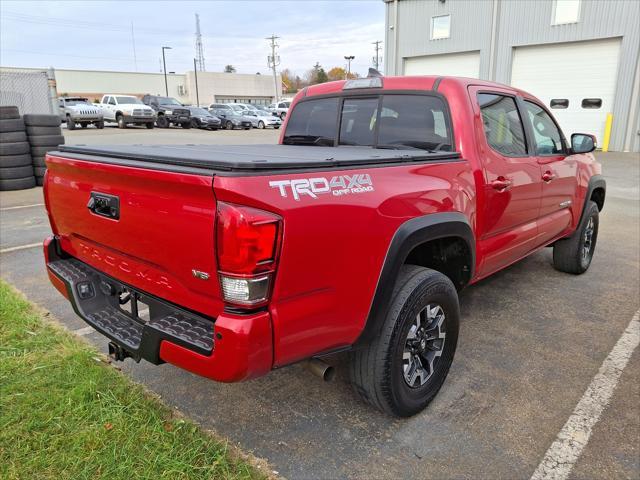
top-left (0, 1), bottom-right (385, 77)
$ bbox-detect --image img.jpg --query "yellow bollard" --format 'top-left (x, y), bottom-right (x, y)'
top-left (602, 113), bottom-right (613, 152)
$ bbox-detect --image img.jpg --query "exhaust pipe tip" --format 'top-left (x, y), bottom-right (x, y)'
top-left (305, 358), bottom-right (336, 382)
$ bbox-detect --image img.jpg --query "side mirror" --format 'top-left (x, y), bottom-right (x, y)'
top-left (571, 133), bottom-right (597, 154)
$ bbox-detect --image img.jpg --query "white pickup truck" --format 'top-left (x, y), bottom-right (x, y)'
top-left (99, 95), bottom-right (156, 129)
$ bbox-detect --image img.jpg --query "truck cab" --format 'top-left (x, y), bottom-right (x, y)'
top-left (141, 95), bottom-right (191, 129)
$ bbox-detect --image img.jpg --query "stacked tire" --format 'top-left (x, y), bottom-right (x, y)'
top-left (24, 114), bottom-right (65, 186)
top-left (0, 106), bottom-right (36, 191)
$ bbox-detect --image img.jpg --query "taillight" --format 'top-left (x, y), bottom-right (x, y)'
top-left (216, 202), bottom-right (282, 307)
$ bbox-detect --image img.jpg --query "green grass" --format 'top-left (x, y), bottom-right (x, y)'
top-left (0, 280), bottom-right (265, 480)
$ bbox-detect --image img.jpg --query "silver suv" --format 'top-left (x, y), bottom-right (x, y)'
top-left (59, 97), bottom-right (104, 130)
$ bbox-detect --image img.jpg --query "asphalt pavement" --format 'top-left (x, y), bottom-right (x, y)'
top-left (1, 127), bottom-right (638, 480)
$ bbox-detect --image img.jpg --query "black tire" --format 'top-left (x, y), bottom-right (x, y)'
top-left (34, 166), bottom-right (47, 177)
top-left (0, 176), bottom-right (36, 191)
top-left (258, 121), bottom-right (265, 129)
top-left (28, 135), bottom-right (65, 147)
top-left (31, 146), bottom-right (57, 157)
top-left (32, 156), bottom-right (46, 167)
top-left (156, 115), bottom-right (169, 128)
top-left (274, 126), bottom-right (280, 129)
top-left (0, 106), bottom-right (20, 119)
top-left (1, 131), bottom-right (27, 143)
top-left (66, 115), bottom-right (76, 130)
top-left (0, 153), bottom-right (32, 168)
top-left (181, 121), bottom-right (191, 129)
top-left (225, 121), bottom-right (234, 130)
top-left (349, 266), bottom-right (459, 417)
top-left (116, 114), bottom-right (127, 129)
top-left (96, 121), bottom-right (105, 129)
top-left (0, 118), bottom-right (25, 133)
top-left (0, 165), bottom-right (34, 180)
top-left (81, 122), bottom-right (88, 129)
top-left (145, 122), bottom-right (154, 129)
top-left (553, 201), bottom-right (599, 274)
top-left (22, 114), bottom-right (60, 127)
top-left (26, 125), bottom-right (62, 136)
top-left (190, 119), bottom-right (199, 129)
top-left (0, 141), bottom-right (30, 156)
top-left (36, 176), bottom-right (44, 186)
top-left (280, 112), bottom-right (286, 120)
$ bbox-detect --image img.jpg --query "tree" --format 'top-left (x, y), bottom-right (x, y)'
top-left (306, 62), bottom-right (329, 85)
top-left (280, 68), bottom-right (298, 94)
top-left (224, 65), bottom-right (236, 73)
top-left (327, 67), bottom-right (347, 81)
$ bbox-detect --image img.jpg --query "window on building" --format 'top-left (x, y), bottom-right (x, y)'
top-left (524, 101), bottom-right (565, 155)
top-left (581, 98), bottom-right (602, 109)
top-left (431, 15), bottom-right (451, 40)
top-left (553, 0), bottom-right (580, 25)
top-left (478, 93), bottom-right (527, 157)
top-left (550, 99), bottom-right (569, 109)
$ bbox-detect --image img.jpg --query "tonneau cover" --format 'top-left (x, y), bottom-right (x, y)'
top-left (54, 144), bottom-right (460, 172)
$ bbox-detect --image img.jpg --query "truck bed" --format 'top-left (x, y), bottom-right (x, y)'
top-left (55, 144), bottom-right (460, 174)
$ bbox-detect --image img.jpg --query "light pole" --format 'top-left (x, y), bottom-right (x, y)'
top-left (162, 46), bottom-right (172, 96)
top-left (344, 55), bottom-right (355, 78)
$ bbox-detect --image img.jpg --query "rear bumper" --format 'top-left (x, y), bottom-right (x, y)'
top-left (44, 236), bottom-right (272, 382)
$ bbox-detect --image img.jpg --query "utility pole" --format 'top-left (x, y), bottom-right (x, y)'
top-left (372, 40), bottom-right (382, 70)
top-left (195, 13), bottom-right (205, 71)
top-left (162, 46), bottom-right (172, 96)
top-left (344, 55), bottom-right (355, 78)
top-left (193, 58), bottom-right (200, 107)
top-left (131, 22), bottom-right (138, 71)
top-left (266, 34), bottom-right (280, 103)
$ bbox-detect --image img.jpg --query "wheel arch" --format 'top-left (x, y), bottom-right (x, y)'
top-left (580, 175), bottom-right (606, 223)
top-left (354, 212), bottom-right (474, 347)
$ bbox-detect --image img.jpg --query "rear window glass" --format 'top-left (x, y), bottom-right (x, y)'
top-left (284, 94), bottom-right (452, 151)
top-left (284, 97), bottom-right (340, 145)
top-left (478, 93), bottom-right (527, 156)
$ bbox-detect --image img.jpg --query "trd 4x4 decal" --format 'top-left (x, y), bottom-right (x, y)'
top-left (269, 174), bottom-right (374, 201)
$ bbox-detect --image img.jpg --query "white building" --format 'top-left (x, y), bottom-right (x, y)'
top-left (0, 66), bottom-right (282, 107)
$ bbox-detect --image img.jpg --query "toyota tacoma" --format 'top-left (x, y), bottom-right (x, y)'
top-left (42, 75), bottom-right (605, 417)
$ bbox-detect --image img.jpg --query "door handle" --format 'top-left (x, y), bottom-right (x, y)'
top-left (491, 178), bottom-right (512, 191)
top-left (542, 171), bottom-right (556, 182)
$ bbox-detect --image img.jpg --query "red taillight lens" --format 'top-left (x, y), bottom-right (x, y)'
top-left (216, 202), bottom-right (282, 307)
top-left (216, 202), bottom-right (281, 274)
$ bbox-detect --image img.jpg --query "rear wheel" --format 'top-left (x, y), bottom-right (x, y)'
top-left (190, 119), bottom-right (199, 129)
top-left (116, 114), bottom-right (126, 129)
top-left (96, 121), bottom-right (105, 129)
top-left (280, 112), bottom-right (286, 120)
top-left (156, 115), bottom-right (169, 128)
top-left (349, 266), bottom-right (459, 417)
top-left (553, 201), bottom-right (599, 274)
top-left (225, 121), bottom-right (234, 130)
top-left (66, 115), bottom-right (76, 130)
top-left (258, 121), bottom-right (265, 129)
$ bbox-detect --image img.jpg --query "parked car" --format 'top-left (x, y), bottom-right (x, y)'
top-left (208, 104), bottom-right (252, 130)
top-left (268, 100), bottom-right (291, 119)
top-left (142, 95), bottom-right (191, 129)
top-left (185, 107), bottom-right (222, 130)
top-left (243, 110), bottom-right (282, 129)
top-left (43, 75), bottom-right (605, 417)
top-left (99, 95), bottom-right (156, 129)
top-left (59, 97), bottom-right (104, 130)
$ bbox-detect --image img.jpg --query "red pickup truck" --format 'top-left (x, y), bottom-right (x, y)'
top-left (43, 75), bottom-right (605, 417)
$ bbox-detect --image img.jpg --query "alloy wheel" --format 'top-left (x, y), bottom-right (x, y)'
top-left (402, 304), bottom-right (446, 387)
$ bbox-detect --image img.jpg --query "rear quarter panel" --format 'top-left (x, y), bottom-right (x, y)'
top-left (214, 160), bottom-right (474, 367)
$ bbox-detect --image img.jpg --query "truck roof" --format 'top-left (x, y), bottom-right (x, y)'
top-left (54, 144), bottom-right (460, 175)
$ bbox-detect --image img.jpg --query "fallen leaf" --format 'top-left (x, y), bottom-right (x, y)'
top-left (104, 423), bottom-right (113, 431)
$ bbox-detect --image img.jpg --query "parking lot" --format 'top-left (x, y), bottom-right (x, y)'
top-left (0, 127), bottom-right (638, 480)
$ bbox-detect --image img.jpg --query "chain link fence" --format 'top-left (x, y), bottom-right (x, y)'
top-left (0, 69), bottom-right (56, 115)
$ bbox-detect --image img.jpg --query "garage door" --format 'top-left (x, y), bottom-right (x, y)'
top-left (404, 51), bottom-right (480, 78)
top-left (511, 38), bottom-right (621, 145)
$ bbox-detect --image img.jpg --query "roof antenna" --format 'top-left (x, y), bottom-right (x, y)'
top-left (367, 67), bottom-right (382, 78)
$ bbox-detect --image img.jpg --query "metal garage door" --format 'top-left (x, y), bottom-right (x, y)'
top-left (511, 38), bottom-right (621, 145)
top-left (404, 51), bottom-right (480, 78)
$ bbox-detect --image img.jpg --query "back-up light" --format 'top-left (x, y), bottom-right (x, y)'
top-left (216, 202), bottom-right (282, 307)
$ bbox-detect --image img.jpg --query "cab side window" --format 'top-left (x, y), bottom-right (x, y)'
top-left (524, 101), bottom-right (564, 155)
top-left (478, 93), bottom-right (527, 157)
top-left (108, 97), bottom-right (116, 105)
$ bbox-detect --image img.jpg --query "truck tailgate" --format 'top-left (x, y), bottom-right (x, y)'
top-left (44, 153), bottom-right (223, 317)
